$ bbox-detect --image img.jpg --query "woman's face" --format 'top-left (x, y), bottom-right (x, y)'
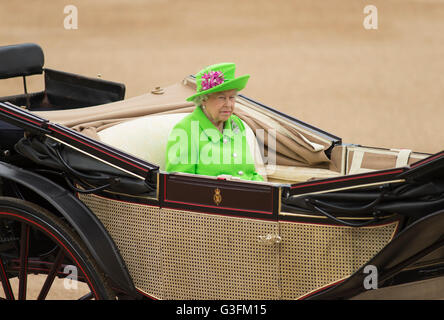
top-left (202, 89), bottom-right (237, 125)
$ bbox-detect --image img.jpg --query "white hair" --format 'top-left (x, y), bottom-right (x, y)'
top-left (192, 94), bottom-right (210, 108)
top-left (192, 90), bottom-right (239, 108)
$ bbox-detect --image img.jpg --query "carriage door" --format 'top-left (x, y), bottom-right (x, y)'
top-left (160, 173), bottom-right (281, 299)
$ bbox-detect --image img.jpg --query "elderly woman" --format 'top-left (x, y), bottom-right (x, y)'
top-left (165, 63), bottom-right (263, 181)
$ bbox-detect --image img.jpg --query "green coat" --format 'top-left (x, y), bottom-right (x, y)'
top-left (165, 107), bottom-right (263, 181)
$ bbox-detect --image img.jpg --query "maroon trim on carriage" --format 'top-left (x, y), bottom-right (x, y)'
top-left (0, 105), bottom-right (41, 126)
top-left (290, 169), bottom-right (405, 190)
top-left (298, 278), bottom-right (346, 300)
top-left (410, 150), bottom-right (444, 168)
top-left (279, 214), bottom-right (402, 230)
top-left (135, 288), bottom-right (158, 300)
top-left (161, 204), bottom-right (277, 222)
top-left (164, 199), bottom-right (274, 215)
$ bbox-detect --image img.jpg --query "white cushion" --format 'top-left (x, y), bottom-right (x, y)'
top-left (98, 113), bottom-right (188, 171)
top-left (98, 113), bottom-right (266, 179)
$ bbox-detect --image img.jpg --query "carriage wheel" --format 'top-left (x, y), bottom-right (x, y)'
top-left (0, 197), bottom-right (115, 300)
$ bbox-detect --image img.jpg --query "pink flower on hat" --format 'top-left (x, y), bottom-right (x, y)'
top-left (201, 71), bottom-right (225, 91)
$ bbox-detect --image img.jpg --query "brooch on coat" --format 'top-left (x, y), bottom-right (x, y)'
top-left (231, 120), bottom-right (240, 135)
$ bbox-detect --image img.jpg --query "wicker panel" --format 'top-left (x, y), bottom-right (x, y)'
top-left (78, 193), bottom-right (163, 299)
top-left (279, 220), bottom-right (398, 299)
top-left (160, 208), bottom-right (280, 299)
top-left (78, 193), bottom-right (397, 300)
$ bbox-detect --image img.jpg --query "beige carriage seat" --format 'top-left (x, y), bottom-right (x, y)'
top-left (264, 165), bottom-right (341, 184)
top-left (97, 113), bottom-right (268, 180)
top-left (346, 146), bottom-right (429, 175)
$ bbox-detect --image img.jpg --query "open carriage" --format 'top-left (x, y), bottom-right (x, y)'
top-left (0, 43), bottom-right (444, 300)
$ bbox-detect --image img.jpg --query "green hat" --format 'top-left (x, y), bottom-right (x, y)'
top-left (186, 63), bottom-right (250, 102)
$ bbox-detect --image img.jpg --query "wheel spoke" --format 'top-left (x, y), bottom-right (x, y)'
top-left (0, 256), bottom-right (14, 300)
top-left (37, 249), bottom-right (65, 300)
top-left (18, 223), bottom-right (30, 300)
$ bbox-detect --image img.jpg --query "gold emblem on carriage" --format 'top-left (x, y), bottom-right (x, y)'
top-left (213, 188), bottom-right (222, 205)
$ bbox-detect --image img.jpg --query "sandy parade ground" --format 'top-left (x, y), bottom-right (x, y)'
top-left (1, 0), bottom-right (444, 300)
